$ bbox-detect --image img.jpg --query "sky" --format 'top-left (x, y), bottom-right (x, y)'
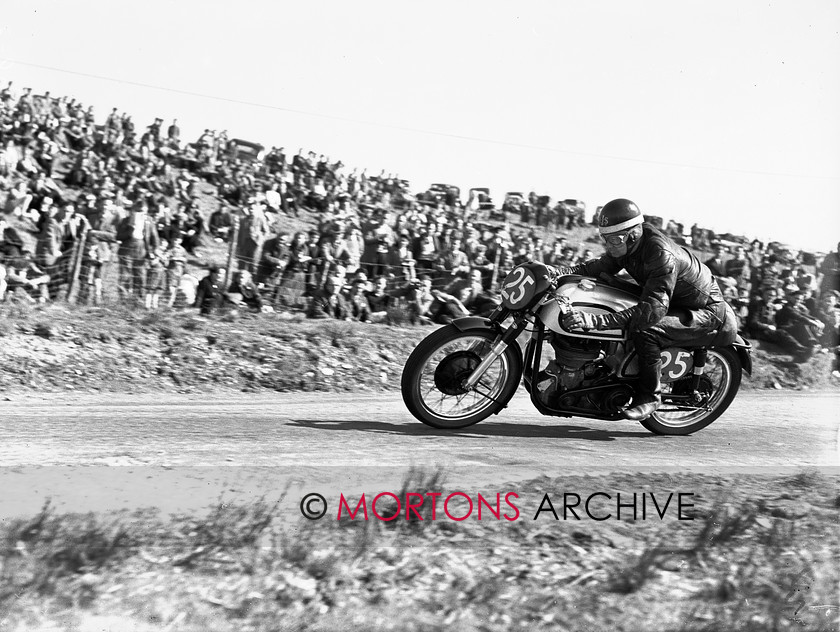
top-left (1, 0), bottom-right (838, 251)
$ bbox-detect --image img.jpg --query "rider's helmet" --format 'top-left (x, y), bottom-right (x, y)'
top-left (598, 199), bottom-right (643, 235)
top-left (598, 198), bottom-right (644, 257)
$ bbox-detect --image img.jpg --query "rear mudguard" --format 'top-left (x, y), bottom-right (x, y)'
top-left (731, 334), bottom-right (752, 375)
top-left (448, 317), bottom-right (524, 414)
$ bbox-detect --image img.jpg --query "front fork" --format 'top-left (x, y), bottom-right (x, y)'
top-left (463, 316), bottom-right (528, 389)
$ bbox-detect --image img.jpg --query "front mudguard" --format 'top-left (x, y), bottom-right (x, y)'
top-left (448, 317), bottom-right (524, 414)
top-left (450, 316), bottom-right (496, 333)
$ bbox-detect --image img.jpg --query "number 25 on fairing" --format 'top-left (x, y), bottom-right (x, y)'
top-left (500, 267), bottom-right (536, 308)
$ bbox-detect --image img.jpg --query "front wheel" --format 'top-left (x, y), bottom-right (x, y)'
top-left (401, 325), bottom-right (522, 429)
top-left (640, 346), bottom-right (742, 436)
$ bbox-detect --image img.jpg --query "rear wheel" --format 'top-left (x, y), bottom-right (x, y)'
top-left (640, 346), bottom-right (742, 435)
top-left (401, 325), bottom-right (521, 429)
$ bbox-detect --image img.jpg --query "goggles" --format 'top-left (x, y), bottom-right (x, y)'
top-left (602, 230), bottom-right (633, 246)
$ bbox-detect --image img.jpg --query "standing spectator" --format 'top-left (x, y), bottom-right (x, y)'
top-left (116, 201), bottom-right (159, 299)
top-left (335, 225), bottom-right (364, 274)
top-left (277, 231), bottom-right (311, 308)
top-left (34, 197), bottom-right (63, 276)
top-left (704, 244), bottom-right (726, 277)
top-left (144, 241), bottom-right (167, 309)
top-left (724, 245), bottom-right (751, 292)
top-left (386, 233), bottom-right (416, 282)
top-left (167, 119), bottom-right (180, 144)
top-left (436, 237), bottom-right (470, 288)
top-left (413, 224), bottom-right (441, 272)
top-left (166, 238), bottom-right (188, 308)
top-left (818, 241), bottom-right (840, 296)
top-left (255, 231), bottom-right (290, 303)
top-left (236, 201), bottom-right (270, 273)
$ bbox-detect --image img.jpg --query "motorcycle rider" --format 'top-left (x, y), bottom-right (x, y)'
top-left (555, 199), bottom-right (735, 420)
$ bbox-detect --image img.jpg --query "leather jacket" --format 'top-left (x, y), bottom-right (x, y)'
top-left (564, 223), bottom-right (721, 332)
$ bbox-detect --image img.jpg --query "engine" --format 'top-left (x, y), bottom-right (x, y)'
top-left (536, 335), bottom-right (608, 403)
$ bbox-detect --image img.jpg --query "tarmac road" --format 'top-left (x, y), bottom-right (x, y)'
top-left (1, 390), bottom-right (837, 518)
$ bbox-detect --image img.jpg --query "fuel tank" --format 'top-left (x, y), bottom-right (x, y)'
top-left (537, 275), bottom-right (640, 341)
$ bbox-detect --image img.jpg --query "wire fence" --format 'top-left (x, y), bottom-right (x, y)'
top-left (2, 225), bottom-right (496, 316)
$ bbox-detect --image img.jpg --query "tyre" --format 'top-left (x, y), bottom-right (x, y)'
top-left (401, 325), bottom-right (522, 429)
top-left (640, 346), bottom-right (742, 436)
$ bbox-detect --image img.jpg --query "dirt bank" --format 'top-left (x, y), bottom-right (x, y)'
top-left (0, 303), bottom-right (835, 396)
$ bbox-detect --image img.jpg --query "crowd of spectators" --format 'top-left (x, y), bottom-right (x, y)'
top-left (706, 239), bottom-right (840, 373)
top-left (0, 80), bottom-right (837, 376)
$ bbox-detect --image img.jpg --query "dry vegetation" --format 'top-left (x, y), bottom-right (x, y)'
top-left (1, 470), bottom-right (837, 631)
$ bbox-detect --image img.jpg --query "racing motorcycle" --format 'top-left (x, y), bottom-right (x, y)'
top-left (401, 262), bottom-right (752, 435)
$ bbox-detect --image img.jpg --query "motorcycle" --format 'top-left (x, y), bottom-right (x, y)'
top-left (401, 262), bottom-right (752, 435)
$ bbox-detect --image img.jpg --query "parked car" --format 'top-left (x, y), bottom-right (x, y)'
top-left (468, 187), bottom-right (495, 213)
top-left (227, 138), bottom-right (265, 163)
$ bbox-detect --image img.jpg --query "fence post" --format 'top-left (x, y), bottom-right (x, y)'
top-left (490, 245), bottom-right (502, 292)
top-left (224, 215), bottom-right (239, 290)
top-left (65, 227), bottom-right (88, 303)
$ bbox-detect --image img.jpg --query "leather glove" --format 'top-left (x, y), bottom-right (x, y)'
top-left (562, 309), bottom-right (601, 331)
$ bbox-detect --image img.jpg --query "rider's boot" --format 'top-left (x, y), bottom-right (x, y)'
top-left (623, 359), bottom-right (662, 420)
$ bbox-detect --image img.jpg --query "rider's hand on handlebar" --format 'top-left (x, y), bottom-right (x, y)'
top-left (562, 309), bottom-right (599, 331)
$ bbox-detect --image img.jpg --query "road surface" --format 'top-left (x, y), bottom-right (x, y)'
top-left (1, 390), bottom-right (837, 518)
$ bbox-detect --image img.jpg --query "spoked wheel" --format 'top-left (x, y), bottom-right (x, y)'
top-left (641, 346), bottom-right (742, 435)
top-left (401, 325), bottom-right (521, 429)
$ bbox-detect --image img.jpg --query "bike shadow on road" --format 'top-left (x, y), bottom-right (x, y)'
top-left (287, 419), bottom-right (656, 440)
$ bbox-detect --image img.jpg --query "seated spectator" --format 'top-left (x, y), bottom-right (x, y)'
top-left (2, 251), bottom-right (50, 302)
top-left (365, 275), bottom-right (393, 323)
top-left (180, 204), bottom-right (205, 255)
top-left (814, 290), bottom-right (840, 349)
top-left (0, 218), bottom-right (25, 259)
top-left (194, 265), bottom-right (226, 315)
top-left (306, 275), bottom-right (351, 320)
top-left (225, 269), bottom-right (268, 312)
top-left (440, 269), bottom-right (501, 318)
top-left (345, 277), bottom-right (372, 322)
top-left (3, 181), bottom-right (32, 217)
top-left (399, 274), bottom-right (435, 325)
top-left (775, 289), bottom-right (824, 362)
top-left (208, 204), bottom-right (234, 241)
top-left (747, 287), bottom-right (811, 361)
